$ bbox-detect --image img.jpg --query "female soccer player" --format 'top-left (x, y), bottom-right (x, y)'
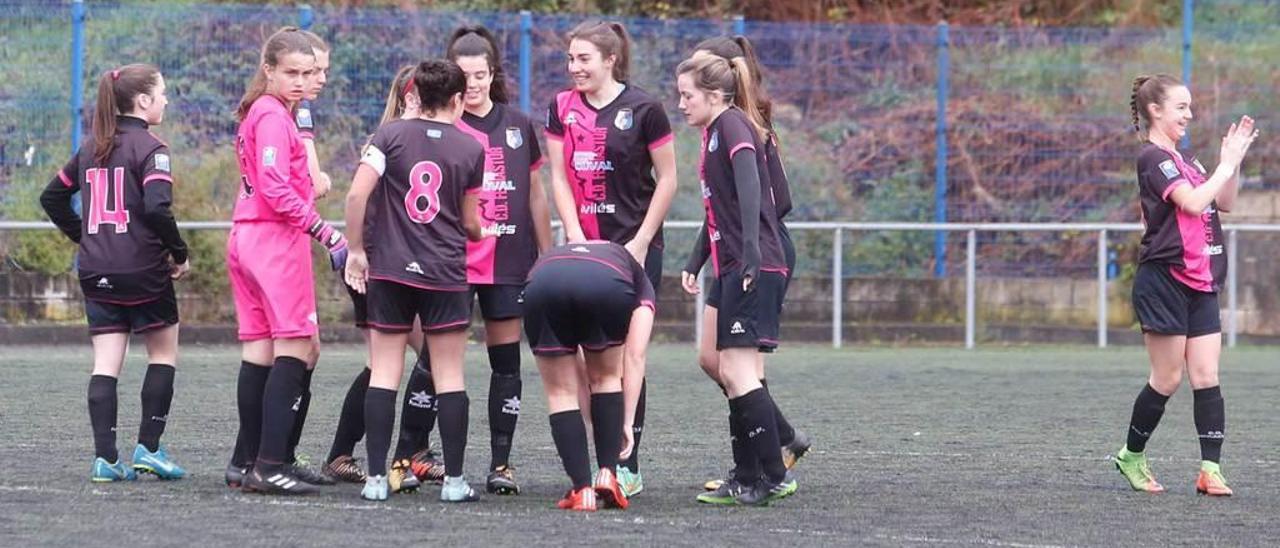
top-left (681, 36), bottom-right (810, 493)
top-left (344, 59), bottom-right (485, 502)
top-left (40, 64), bottom-right (189, 483)
top-left (545, 20), bottom-right (677, 497)
top-left (1113, 74), bottom-right (1256, 496)
top-left (323, 65), bottom-right (446, 488)
top-left (446, 25), bottom-right (553, 496)
top-left (226, 27), bottom-right (347, 496)
top-left (522, 241), bottom-right (655, 512)
top-left (675, 54), bottom-right (796, 506)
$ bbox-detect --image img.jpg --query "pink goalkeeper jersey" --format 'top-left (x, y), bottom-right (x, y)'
top-left (233, 94), bottom-right (320, 229)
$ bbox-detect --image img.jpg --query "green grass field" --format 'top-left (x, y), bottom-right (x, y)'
top-left (2, 343), bottom-right (1278, 546)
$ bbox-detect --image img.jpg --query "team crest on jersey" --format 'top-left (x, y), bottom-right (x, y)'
top-left (1158, 159), bottom-right (1179, 180)
top-left (427, 129), bottom-right (443, 139)
top-left (505, 127), bottom-right (524, 149)
top-left (614, 108), bottom-right (634, 131)
top-left (708, 130), bottom-right (720, 152)
top-left (295, 107), bottom-right (313, 129)
top-left (564, 112), bottom-right (578, 125)
top-left (262, 146), bottom-right (277, 167)
top-left (154, 153), bottom-right (170, 172)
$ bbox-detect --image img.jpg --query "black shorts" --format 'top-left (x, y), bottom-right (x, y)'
top-left (345, 282), bottom-right (369, 329)
top-left (471, 284), bottom-right (523, 321)
top-left (366, 279), bottom-right (470, 334)
top-left (522, 259), bottom-right (639, 356)
top-left (716, 270), bottom-right (785, 352)
top-left (85, 284), bottom-right (179, 335)
top-left (1132, 262), bottom-right (1221, 337)
top-left (706, 225), bottom-right (794, 309)
top-left (643, 244), bottom-right (663, 297)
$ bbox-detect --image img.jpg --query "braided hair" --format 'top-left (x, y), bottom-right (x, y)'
top-left (1130, 74), bottom-right (1182, 137)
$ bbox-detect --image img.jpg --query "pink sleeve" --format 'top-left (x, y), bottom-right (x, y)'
top-left (254, 113), bottom-right (319, 229)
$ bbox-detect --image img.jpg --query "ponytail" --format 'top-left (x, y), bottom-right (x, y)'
top-left (729, 57), bottom-right (769, 141)
top-left (567, 21), bottom-right (632, 82)
top-left (236, 26), bottom-right (313, 121)
top-left (677, 54), bottom-right (767, 140)
top-left (379, 65), bottom-right (416, 126)
top-left (91, 64), bottom-right (160, 166)
top-left (694, 35), bottom-right (774, 134)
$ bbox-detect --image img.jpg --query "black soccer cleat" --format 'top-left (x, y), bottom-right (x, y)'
top-left (735, 472), bottom-right (798, 507)
top-left (225, 462), bottom-right (249, 489)
top-left (241, 467), bottom-right (320, 496)
top-left (287, 458), bottom-right (336, 486)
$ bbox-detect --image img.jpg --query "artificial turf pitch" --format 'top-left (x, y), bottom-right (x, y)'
top-left (2, 343), bottom-right (1278, 546)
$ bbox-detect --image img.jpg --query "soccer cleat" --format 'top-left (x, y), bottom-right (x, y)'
top-left (389, 459), bottom-right (421, 494)
top-left (615, 465), bottom-right (643, 498)
top-left (287, 456), bottom-right (335, 486)
top-left (322, 455), bottom-right (366, 483)
top-left (593, 467), bottom-right (630, 510)
top-left (91, 457), bottom-right (137, 483)
top-left (225, 462), bottom-right (249, 488)
top-left (440, 475), bottom-right (480, 503)
top-left (556, 486), bottom-right (598, 512)
top-left (409, 448), bottom-right (445, 484)
top-left (361, 475), bottom-right (389, 501)
top-left (698, 475), bottom-right (745, 504)
top-left (782, 429), bottom-right (813, 470)
top-left (1113, 447), bottom-right (1165, 493)
top-left (131, 444), bottom-right (186, 480)
top-left (1196, 463), bottom-right (1233, 496)
top-left (241, 467), bottom-right (319, 495)
top-left (735, 472), bottom-right (798, 506)
top-left (486, 465), bottom-right (520, 495)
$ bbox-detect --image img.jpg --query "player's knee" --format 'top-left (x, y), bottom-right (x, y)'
top-left (1149, 370), bottom-right (1182, 395)
top-left (1187, 368), bottom-right (1219, 389)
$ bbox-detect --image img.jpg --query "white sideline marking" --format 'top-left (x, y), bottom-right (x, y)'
top-left (875, 533), bottom-right (1072, 548)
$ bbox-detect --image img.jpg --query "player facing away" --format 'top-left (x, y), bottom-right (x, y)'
top-left (323, 65), bottom-right (446, 488)
top-left (1113, 74), bottom-right (1257, 496)
top-left (681, 36), bottom-right (811, 493)
top-left (225, 28), bottom-right (348, 495)
top-left (343, 59), bottom-right (486, 502)
top-left (521, 242), bottom-right (655, 512)
top-left (675, 54), bottom-right (797, 506)
top-left (446, 25), bottom-right (553, 496)
top-left (544, 20), bottom-right (677, 497)
top-left (40, 64), bottom-right (190, 483)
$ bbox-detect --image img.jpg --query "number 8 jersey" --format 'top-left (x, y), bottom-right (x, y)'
top-left (360, 118), bottom-right (485, 290)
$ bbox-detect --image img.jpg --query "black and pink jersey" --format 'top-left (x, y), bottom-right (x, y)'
top-left (360, 118), bottom-right (485, 290)
top-left (763, 136), bottom-right (793, 220)
top-left (457, 102), bottom-right (545, 285)
top-left (1136, 143), bottom-right (1225, 293)
top-left (544, 86), bottom-right (673, 245)
top-left (40, 116), bottom-right (187, 303)
top-left (526, 240), bottom-right (656, 311)
top-left (699, 108), bottom-right (787, 278)
top-left (295, 100), bottom-right (317, 140)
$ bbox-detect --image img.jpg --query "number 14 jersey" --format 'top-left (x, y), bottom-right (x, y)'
top-left (360, 118), bottom-right (485, 290)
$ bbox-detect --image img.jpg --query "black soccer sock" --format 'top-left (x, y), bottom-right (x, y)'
top-left (1125, 383), bottom-right (1170, 454)
top-left (487, 342), bottom-right (522, 470)
top-left (735, 388), bottom-right (786, 484)
top-left (286, 368), bottom-right (314, 463)
top-left (1193, 386), bottom-right (1225, 463)
top-left (255, 356), bottom-right (308, 473)
top-left (363, 387), bottom-right (397, 477)
top-left (590, 391), bottom-right (624, 471)
top-left (436, 391), bottom-right (470, 477)
top-left (232, 361), bottom-right (270, 466)
top-left (549, 410), bottom-right (592, 489)
top-left (728, 397), bottom-right (760, 482)
top-left (394, 359), bottom-right (437, 460)
top-left (620, 379), bottom-right (645, 472)
top-left (88, 375), bottom-right (119, 462)
top-left (327, 367), bottom-right (370, 463)
top-left (137, 364), bottom-right (175, 452)
top-left (760, 378), bottom-right (796, 446)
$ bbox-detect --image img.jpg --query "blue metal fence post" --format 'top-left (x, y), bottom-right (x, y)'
top-left (732, 14), bottom-right (745, 36)
top-left (933, 21), bottom-right (950, 278)
top-left (1180, 0), bottom-right (1193, 148)
top-left (298, 4), bottom-right (313, 30)
top-left (70, 0), bottom-right (85, 156)
top-left (519, 11), bottom-right (532, 114)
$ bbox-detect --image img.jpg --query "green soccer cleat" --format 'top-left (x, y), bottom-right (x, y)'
top-left (1113, 447), bottom-right (1165, 493)
top-left (696, 476), bottom-right (744, 505)
top-left (616, 465), bottom-right (643, 498)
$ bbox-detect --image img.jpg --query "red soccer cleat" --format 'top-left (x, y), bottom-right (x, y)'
top-left (557, 486), bottom-right (597, 512)
top-left (593, 467), bottom-right (629, 510)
